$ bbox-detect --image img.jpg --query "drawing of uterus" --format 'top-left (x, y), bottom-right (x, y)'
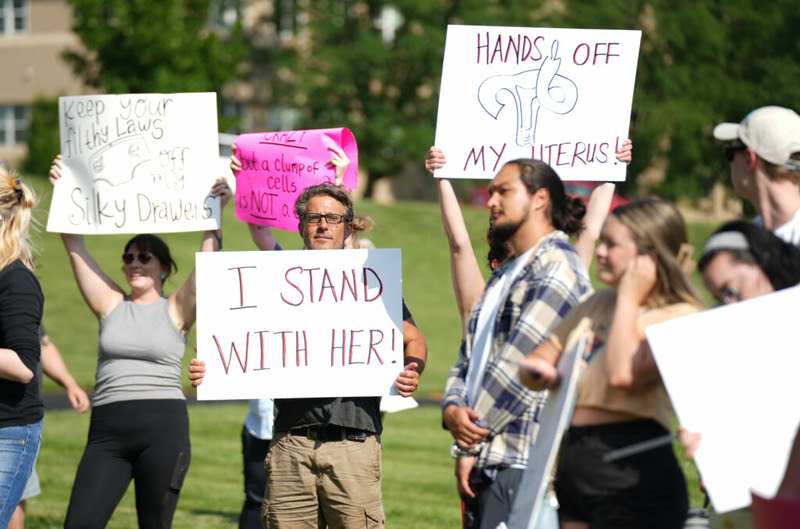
top-left (478, 41), bottom-right (578, 147)
top-left (88, 135), bottom-right (151, 187)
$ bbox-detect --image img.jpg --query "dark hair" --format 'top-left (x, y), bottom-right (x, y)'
top-left (486, 225), bottom-right (514, 269)
top-left (294, 183), bottom-right (354, 234)
top-left (503, 159), bottom-right (585, 235)
top-left (699, 221), bottom-right (800, 291)
top-left (124, 234), bottom-right (178, 281)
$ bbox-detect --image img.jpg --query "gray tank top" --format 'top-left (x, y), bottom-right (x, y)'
top-left (94, 295), bottom-right (187, 406)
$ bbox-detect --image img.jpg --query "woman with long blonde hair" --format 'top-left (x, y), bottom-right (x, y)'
top-left (521, 199), bottom-right (703, 529)
top-left (0, 168), bottom-right (43, 527)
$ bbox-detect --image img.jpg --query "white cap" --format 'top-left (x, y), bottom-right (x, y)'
top-left (713, 106), bottom-right (800, 170)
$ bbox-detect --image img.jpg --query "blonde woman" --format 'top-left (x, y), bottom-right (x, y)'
top-left (0, 169), bottom-right (42, 527)
top-left (520, 199), bottom-right (702, 529)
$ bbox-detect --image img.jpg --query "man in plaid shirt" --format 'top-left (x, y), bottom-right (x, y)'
top-left (442, 159), bottom-right (593, 529)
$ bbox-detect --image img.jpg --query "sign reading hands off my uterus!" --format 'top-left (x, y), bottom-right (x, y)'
top-left (434, 26), bottom-right (641, 181)
top-left (47, 92), bottom-right (223, 234)
top-left (233, 128), bottom-right (359, 232)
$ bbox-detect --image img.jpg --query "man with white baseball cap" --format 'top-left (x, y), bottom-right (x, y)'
top-left (713, 105), bottom-right (800, 244)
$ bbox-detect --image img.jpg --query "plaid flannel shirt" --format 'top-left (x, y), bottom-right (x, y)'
top-left (442, 231), bottom-right (593, 474)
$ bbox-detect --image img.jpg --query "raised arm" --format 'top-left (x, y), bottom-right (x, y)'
top-left (327, 144), bottom-right (350, 186)
top-left (426, 147), bottom-right (487, 336)
top-left (248, 223), bottom-right (279, 251)
top-left (169, 177), bottom-right (231, 331)
top-left (50, 155), bottom-right (124, 319)
top-left (605, 255), bottom-right (660, 388)
top-left (573, 139), bottom-right (632, 270)
top-left (573, 183), bottom-right (615, 270)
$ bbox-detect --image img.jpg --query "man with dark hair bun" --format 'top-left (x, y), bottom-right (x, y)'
top-left (442, 159), bottom-right (593, 529)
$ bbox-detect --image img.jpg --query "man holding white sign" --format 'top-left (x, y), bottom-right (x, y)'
top-left (441, 159), bottom-right (592, 529)
top-left (192, 182), bottom-right (426, 528)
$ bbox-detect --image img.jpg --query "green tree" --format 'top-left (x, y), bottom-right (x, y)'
top-left (261, 0), bottom-right (800, 200)
top-left (64, 0), bottom-right (246, 98)
top-left (555, 0), bottom-right (800, 199)
top-left (22, 97), bottom-right (61, 176)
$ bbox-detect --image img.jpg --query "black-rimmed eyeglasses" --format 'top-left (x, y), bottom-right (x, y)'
top-left (304, 213), bottom-right (348, 225)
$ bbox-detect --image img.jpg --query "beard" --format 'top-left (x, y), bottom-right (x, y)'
top-left (489, 218), bottom-right (524, 244)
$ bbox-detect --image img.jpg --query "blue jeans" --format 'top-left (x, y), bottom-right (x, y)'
top-left (0, 420), bottom-right (42, 527)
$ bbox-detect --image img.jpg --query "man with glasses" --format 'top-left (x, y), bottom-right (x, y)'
top-left (257, 183), bottom-right (426, 529)
top-left (713, 105), bottom-right (800, 244)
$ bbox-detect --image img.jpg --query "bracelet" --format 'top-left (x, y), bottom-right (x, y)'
top-left (450, 442), bottom-right (483, 459)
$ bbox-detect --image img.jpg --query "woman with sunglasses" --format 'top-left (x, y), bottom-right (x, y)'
top-left (49, 155), bottom-right (231, 529)
top-left (520, 199), bottom-right (703, 529)
top-left (0, 168), bottom-right (43, 527)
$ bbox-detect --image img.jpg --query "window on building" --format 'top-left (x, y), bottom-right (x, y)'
top-left (268, 105), bottom-right (300, 132)
top-left (0, 0), bottom-right (28, 35)
top-left (0, 105), bottom-right (31, 146)
top-left (275, 0), bottom-right (312, 38)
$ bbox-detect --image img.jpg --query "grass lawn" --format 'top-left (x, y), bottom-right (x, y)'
top-left (21, 171), bottom-right (717, 527)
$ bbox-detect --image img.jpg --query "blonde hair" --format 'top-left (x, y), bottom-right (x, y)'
top-left (610, 199), bottom-right (702, 308)
top-left (0, 167), bottom-right (36, 271)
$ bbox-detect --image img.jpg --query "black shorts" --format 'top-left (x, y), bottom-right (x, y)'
top-left (555, 419), bottom-right (688, 529)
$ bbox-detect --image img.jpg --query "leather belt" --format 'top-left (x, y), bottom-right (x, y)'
top-left (289, 426), bottom-right (370, 442)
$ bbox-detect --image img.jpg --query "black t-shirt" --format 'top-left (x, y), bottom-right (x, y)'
top-left (0, 260), bottom-right (44, 426)
top-left (273, 300), bottom-right (414, 435)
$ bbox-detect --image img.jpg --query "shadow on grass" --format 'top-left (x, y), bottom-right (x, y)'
top-left (187, 509), bottom-right (239, 523)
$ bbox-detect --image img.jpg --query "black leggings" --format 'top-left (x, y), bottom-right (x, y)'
top-left (64, 400), bottom-right (191, 529)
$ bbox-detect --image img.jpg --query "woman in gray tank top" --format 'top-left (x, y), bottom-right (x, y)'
top-left (49, 155), bottom-right (231, 529)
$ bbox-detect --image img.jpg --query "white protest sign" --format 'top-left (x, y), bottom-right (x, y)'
top-left (646, 285), bottom-right (800, 514)
top-left (196, 248), bottom-right (405, 400)
top-left (502, 319), bottom-right (589, 529)
top-left (47, 93), bottom-right (223, 234)
top-left (434, 26), bottom-right (641, 181)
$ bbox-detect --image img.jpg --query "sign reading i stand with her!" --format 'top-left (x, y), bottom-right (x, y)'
top-left (195, 248), bottom-right (403, 400)
top-left (47, 92), bottom-right (223, 234)
top-left (233, 128), bottom-right (359, 232)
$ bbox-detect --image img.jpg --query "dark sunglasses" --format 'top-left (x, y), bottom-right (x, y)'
top-left (122, 251), bottom-right (154, 265)
top-left (724, 144), bottom-right (748, 163)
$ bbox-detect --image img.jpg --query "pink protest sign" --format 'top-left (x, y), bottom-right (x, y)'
top-left (233, 128), bottom-right (358, 232)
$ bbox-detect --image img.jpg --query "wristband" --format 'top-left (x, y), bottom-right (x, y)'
top-left (450, 442), bottom-right (483, 459)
